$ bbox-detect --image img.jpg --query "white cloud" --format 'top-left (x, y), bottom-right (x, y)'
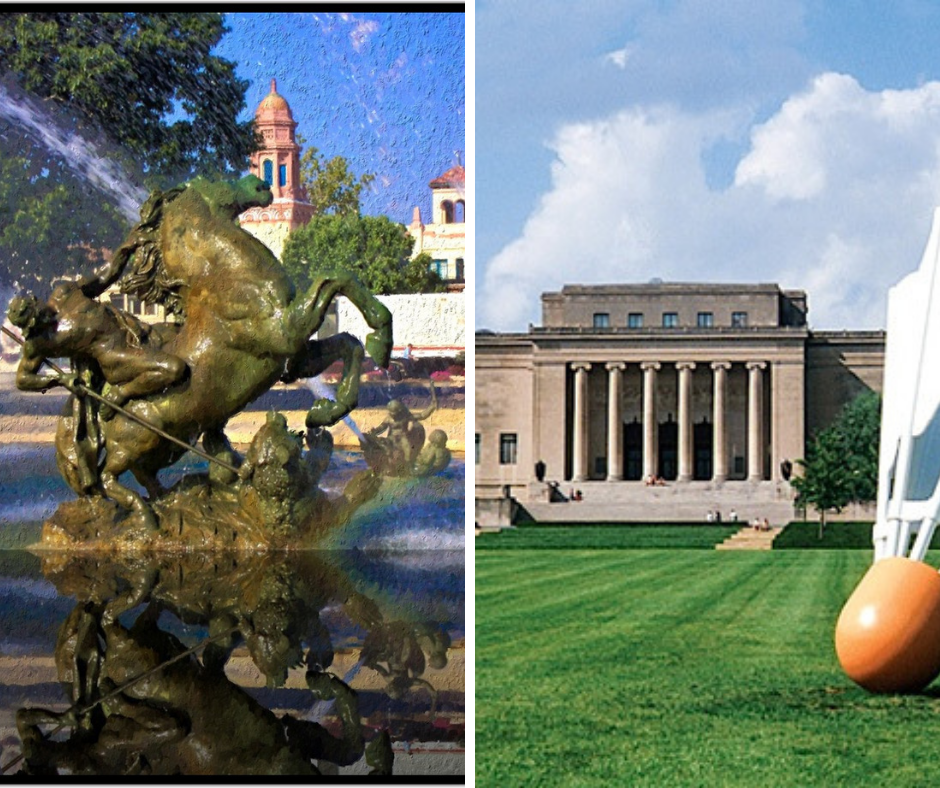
top-left (604, 46), bottom-right (633, 69)
top-left (479, 73), bottom-right (940, 331)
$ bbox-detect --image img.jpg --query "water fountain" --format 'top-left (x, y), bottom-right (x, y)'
top-left (0, 86), bottom-right (464, 776)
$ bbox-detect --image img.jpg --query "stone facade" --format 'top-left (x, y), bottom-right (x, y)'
top-left (475, 283), bottom-right (885, 524)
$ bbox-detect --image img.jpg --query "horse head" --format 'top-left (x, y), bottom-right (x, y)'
top-left (187, 174), bottom-right (273, 221)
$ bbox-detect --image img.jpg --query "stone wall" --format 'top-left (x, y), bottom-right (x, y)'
top-left (336, 293), bottom-right (465, 356)
top-left (805, 331), bottom-right (885, 437)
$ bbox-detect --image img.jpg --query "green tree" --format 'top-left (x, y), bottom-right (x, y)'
top-left (0, 151), bottom-right (128, 293)
top-left (0, 12), bottom-right (258, 180)
top-left (0, 12), bottom-right (260, 293)
top-left (792, 390), bottom-right (881, 537)
top-left (298, 144), bottom-right (375, 216)
top-left (282, 213), bottom-right (445, 295)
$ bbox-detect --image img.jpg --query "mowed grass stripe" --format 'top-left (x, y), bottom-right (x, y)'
top-left (477, 551), bottom-right (736, 656)
top-left (478, 553), bottom-right (702, 666)
top-left (476, 550), bottom-right (940, 787)
top-left (475, 550), bottom-right (686, 611)
top-left (479, 552), bottom-right (796, 662)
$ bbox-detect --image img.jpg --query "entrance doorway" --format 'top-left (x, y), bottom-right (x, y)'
top-left (658, 416), bottom-right (677, 480)
top-left (623, 418), bottom-right (642, 480)
top-left (694, 418), bottom-right (713, 480)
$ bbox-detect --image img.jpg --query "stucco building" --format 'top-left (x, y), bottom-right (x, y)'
top-left (408, 165), bottom-right (466, 291)
top-left (475, 282), bottom-right (885, 524)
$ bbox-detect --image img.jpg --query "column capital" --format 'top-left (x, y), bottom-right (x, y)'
top-left (676, 361), bottom-right (697, 372)
top-left (571, 362), bottom-right (592, 372)
top-left (746, 360), bottom-right (767, 371)
top-left (605, 361), bottom-right (627, 372)
top-left (710, 360), bottom-right (732, 372)
top-left (640, 361), bottom-right (661, 372)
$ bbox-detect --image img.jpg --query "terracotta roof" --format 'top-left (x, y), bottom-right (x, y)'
top-left (430, 165), bottom-right (464, 189)
top-left (255, 78), bottom-right (293, 120)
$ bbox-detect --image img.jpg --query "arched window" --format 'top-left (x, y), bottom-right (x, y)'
top-left (279, 164), bottom-right (287, 187)
top-left (262, 159), bottom-right (274, 186)
top-left (441, 200), bottom-right (454, 224)
top-left (455, 200), bottom-right (465, 223)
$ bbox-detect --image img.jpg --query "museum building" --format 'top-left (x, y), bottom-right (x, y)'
top-left (475, 282), bottom-right (885, 524)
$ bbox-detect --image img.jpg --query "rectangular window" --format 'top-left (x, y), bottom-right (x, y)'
top-left (731, 311), bottom-right (748, 327)
top-left (593, 312), bottom-right (610, 328)
top-left (475, 434), bottom-right (481, 464)
top-left (278, 163), bottom-right (287, 187)
top-left (627, 312), bottom-right (644, 328)
top-left (662, 312), bottom-right (678, 328)
top-left (430, 259), bottom-right (448, 278)
top-left (697, 311), bottom-right (714, 328)
top-left (499, 433), bottom-right (518, 465)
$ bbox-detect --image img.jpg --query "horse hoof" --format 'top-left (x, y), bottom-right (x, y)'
top-left (365, 330), bottom-right (392, 368)
top-left (306, 400), bottom-right (342, 429)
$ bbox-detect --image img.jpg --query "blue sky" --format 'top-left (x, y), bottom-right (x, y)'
top-left (477, 0), bottom-right (940, 331)
top-left (217, 11), bottom-right (464, 224)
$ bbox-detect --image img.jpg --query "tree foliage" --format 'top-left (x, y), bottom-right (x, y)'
top-left (0, 12), bottom-right (258, 180)
top-left (282, 213), bottom-right (445, 295)
top-left (0, 12), bottom-right (259, 294)
top-left (0, 151), bottom-right (128, 294)
top-left (298, 144), bottom-right (375, 216)
top-left (792, 390), bottom-right (881, 534)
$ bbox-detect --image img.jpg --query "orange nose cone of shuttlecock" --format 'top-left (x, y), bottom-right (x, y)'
top-left (835, 556), bottom-right (940, 693)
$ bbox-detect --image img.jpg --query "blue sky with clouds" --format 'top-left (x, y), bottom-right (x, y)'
top-left (477, 0), bottom-right (940, 331)
top-left (217, 11), bottom-right (464, 224)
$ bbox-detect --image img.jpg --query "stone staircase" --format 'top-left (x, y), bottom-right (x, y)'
top-left (521, 480), bottom-right (796, 524)
top-left (715, 525), bottom-right (784, 551)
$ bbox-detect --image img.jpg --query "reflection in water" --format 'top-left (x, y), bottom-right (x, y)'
top-left (1, 551), bottom-right (463, 776)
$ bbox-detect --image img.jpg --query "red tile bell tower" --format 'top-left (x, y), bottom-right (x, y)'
top-left (239, 79), bottom-right (315, 258)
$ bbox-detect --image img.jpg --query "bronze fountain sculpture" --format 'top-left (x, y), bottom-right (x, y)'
top-left (359, 383), bottom-right (452, 478)
top-left (1, 175), bottom-right (462, 777)
top-left (5, 174), bottom-right (394, 549)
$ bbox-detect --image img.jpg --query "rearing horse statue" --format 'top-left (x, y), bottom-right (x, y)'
top-left (52, 174), bottom-right (391, 530)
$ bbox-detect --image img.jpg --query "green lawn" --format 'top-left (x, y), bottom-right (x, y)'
top-left (476, 548), bottom-right (940, 786)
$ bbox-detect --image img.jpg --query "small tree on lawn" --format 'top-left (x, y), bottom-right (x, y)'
top-left (792, 390), bottom-right (881, 538)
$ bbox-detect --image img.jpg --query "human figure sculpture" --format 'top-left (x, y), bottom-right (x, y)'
top-left (10, 174), bottom-right (392, 535)
top-left (361, 384), bottom-right (437, 476)
top-left (8, 284), bottom-right (187, 493)
top-left (413, 429), bottom-right (451, 477)
top-left (8, 284), bottom-right (186, 413)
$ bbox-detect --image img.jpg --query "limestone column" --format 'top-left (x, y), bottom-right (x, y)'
top-left (711, 362), bottom-right (731, 482)
top-left (572, 362), bottom-right (592, 482)
top-left (747, 361), bottom-right (767, 481)
top-left (641, 362), bottom-right (660, 480)
top-left (605, 362), bottom-right (626, 481)
top-left (677, 362), bottom-right (696, 482)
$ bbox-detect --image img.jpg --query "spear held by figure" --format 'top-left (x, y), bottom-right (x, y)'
top-left (0, 321), bottom-right (238, 475)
